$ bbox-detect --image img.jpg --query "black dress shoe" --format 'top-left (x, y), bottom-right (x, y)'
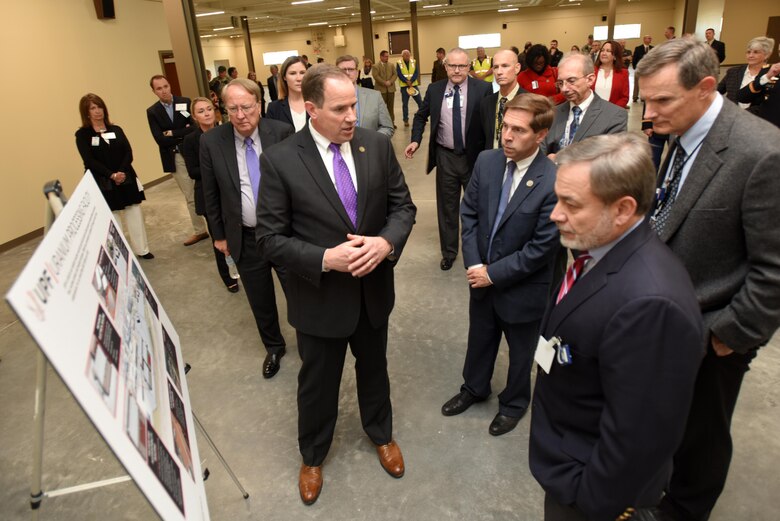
top-left (488, 412), bottom-right (523, 436)
top-left (441, 390), bottom-right (479, 416)
top-left (263, 348), bottom-right (286, 379)
top-left (140, 252), bottom-right (155, 259)
top-left (440, 258), bottom-right (454, 271)
top-left (226, 282), bottom-right (239, 293)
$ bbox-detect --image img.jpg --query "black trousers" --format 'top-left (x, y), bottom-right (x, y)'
top-left (544, 494), bottom-right (588, 521)
top-left (435, 146), bottom-right (471, 261)
top-left (659, 346), bottom-right (755, 521)
top-left (462, 290), bottom-right (540, 416)
top-left (297, 296), bottom-right (392, 467)
top-left (237, 227), bottom-right (286, 355)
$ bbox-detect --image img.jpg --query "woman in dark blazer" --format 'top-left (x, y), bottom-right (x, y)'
top-left (718, 36), bottom-right (774, 114)
top-left (75, 93), bottom-right (153, 259)
top-left (266, 55), bottom-right (309, 131)
top-left (247, 71), bottom-right (267, 116)
top-left (593, 40), bottom-right (630, 108)
top-left (181, 97), bottom-right (238, 292)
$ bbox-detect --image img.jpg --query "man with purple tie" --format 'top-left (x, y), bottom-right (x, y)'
top-left (256, 64), bottom-right (416, 506)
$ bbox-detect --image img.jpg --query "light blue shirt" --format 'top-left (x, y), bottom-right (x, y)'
top-left (161, 101), bottom-right (174, 122)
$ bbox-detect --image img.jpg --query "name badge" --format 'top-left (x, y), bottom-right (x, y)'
top-left (180, 110), bottom-right (190, 118)
top-left (531, 80), bottom-right (539, 90)
top-left (175, 103), bottom-right (187, 111)
top-left (446, 96), bottom-right (454, 109)
top-left (91, 136), bottom-right (100, 146)
top-left (102, 132), bottom-right (116, 140)
top-left (535, 336), bottom-right (559, 374)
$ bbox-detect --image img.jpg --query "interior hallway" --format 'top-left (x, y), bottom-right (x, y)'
top-left (1, 83), bottom-right (778, 520)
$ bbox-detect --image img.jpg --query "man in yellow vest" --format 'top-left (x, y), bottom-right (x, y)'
top-left (397, 49), bottom-right (422, 127)
top-left (470, 47), bottom-right (494, 83)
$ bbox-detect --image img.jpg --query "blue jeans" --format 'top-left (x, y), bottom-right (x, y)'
top-left (401, 87), bottom-right (422, 122)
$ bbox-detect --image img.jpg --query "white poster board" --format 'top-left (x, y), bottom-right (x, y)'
top-left (6, 174), bottom-right (210, 521)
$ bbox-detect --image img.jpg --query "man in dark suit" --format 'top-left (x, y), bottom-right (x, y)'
top-left (146, 75), bottom-right (208, 246)
top-left (737, 61), bottom-right (780, 128)
top-left (530, 133), bottom-right (705, 521)
top-left (549, 40), bottom-right (564, 67)
top-left (404, 47), bottom-right (492, 270)
top-left (431, 47), bottom-right (447, 83)
top-left (267, 64), bottom-right (279, 101)
top-left (480, 49), bottom-right (526, 149)
top-left (638, 38), bottom-right (780, 521)
top-left (705, 28), bottom-right (726, 63)
top-left (200, 78), bottom-right (294, 379)
top-left (442, 93), bottom-right (559, 436)
top-left (256, 65), bottom-right (416, 506)
top-left (632, 35), bottom-right (654, 102)
top-left (541, 53), bottom-right (627, 157)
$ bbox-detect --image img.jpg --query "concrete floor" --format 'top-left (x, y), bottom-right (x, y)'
top-left (1, 78), bottom-right (778, 520)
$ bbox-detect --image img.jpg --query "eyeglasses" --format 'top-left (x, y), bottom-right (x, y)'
top-left (340, 67), bottom-right (358, 73)
top-left (226, 104), bottom-right (258, 115)
top-left (555, 76), bottom-right (586, 88)
top-left (446, 64), bottom-right (469, 71)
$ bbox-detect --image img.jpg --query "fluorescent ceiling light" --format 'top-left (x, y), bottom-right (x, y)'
top-left (497, 7), bottom-right (518, 11)
top-left (423, 3), bottom-right (446, 7)
top-left (213, 27), bottom-right (233, 31)
top-left (291, 0), bottom-right (323, 4)
top-left (196, 11), bottom-right (224, 17)
top-left (328, 6), bottom-right (349, 9)
top-left (308, 21), bottom-right (328, 26)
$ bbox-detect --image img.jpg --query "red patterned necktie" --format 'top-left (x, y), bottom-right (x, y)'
top-left (556, 251), bottom-right (592, 304)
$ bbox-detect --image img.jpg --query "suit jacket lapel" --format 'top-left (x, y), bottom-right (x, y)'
top-left (297, 129), bottom-right (355, 230)
top-left (465, 78), bottom-right (479, 130)
top-left (552, 103), bottom-right (570, 144)
top-left (220, 124), bottom-right (241, 193)
top-left (487, 153), bottom-right (505, 233)
top-left (574, 96), bottom-right (602, 141)
top-left (352, 131), bottom-right (369, 231)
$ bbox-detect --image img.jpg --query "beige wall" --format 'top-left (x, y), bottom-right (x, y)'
top-left (722, 0), bottom-right (780, 64)
top-left (0, 0), bottom-right (173, 246)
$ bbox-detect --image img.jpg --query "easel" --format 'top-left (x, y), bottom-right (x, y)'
top-left (30, 180), bottom-right (248, 520)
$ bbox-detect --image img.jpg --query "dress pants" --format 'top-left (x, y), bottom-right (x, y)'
top-left (297, 294), bottom-right (392, 467)
top-left (544, 494), bottom-right (588, 521)
top-left (172, 152), bottom-right (207, 235)
top-left (659, 346), bottom-right (755, 521)
top-left (462, 290), bottom-right (540, 416)
top-left (112, 204), bottom-right (150, 256)
top-left (400, 87), bottom-right (422, 122)
top-left (435, 146), bottom-right (472, 261)
top-left (380, 91), bottom-right (395, 124)
top-left (237, 226), bottom-right (286, 355)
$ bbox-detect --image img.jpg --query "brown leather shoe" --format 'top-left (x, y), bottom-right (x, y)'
top-left (183, 232), bottom-right (209, 246)
top-left (376, 440), bottom-right (405, 478)
top-left (299, 464), bottom-right (323, 505)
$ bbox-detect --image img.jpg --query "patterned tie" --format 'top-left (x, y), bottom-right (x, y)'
top-left (487, 161), bottom-right (516, 260)
top-left (558, 105), bottom-right (582, 150)
top-left (244, 137), bottom-right (261, 203)
top-left (496, 96), bottom-right (508, 147)
top-left (453, 84), bottom-right (464, 154)
top-left (329, 143), bottom-right (358, 227)
top-left (556, 251), bottom-right (592, 304)
top-left (650, 141), bottom-right (687, 234)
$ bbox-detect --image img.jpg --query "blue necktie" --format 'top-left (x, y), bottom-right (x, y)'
top-left (244, 137), bottom-right (261, 203)
top-left (487, 161), bottom-right (516, 260)
top-left (651, 141), bottom-right (687, 234)
top-left (567, 105), bottom-right (582, 146)
top-left (453, 84), bottom-right (464, 154)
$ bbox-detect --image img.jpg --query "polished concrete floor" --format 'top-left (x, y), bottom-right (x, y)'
top-left (1, 81), bottom-right (778, 520)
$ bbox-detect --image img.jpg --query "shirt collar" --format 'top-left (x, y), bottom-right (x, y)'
top-left (588, 217), bottom-right (645, 264)
top-left (234, 125), bottom-right (260, 148)
top-left (508, 148), bottom-right (539, 173)
top-left (573, 90), bottom-right (595, 111)
top-left (308, 120), bottom-right (352, 156)
top-left (677, 93), bottom-right (723, 151)
top-left (499, 83), bottom-right (521, 100)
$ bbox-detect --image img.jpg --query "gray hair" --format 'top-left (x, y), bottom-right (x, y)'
top-left (222, 78), bottom-right (262, 103)
top-left (747, 36), bottom-right (775, 56)
top-left (635, 38), bottom-right (719, 89)
top-left (556, 133), bottom-right (656, 215)
top-left (445, 47), bottom-right (469, 63)
top-left (558, 52), bottom-right (594, 76)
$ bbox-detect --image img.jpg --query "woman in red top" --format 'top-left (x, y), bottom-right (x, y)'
top-left (517, 44), bottom-right (565, 105)
top-left (593, 40), bottom-right (630, 108)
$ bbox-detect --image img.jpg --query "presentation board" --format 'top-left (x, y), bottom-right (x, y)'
top-left (6, 174), bottom-right (210, 521)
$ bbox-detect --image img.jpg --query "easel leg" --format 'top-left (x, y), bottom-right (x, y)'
top-left (30, 351), bottom-right (48, 520)
top-left (192, 411), bottom-right (250, 499)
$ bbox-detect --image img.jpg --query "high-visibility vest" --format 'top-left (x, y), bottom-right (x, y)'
top-left (472, 57), bottom-right (493, 82)
top-left (397, 59), bottom-right (419, 86)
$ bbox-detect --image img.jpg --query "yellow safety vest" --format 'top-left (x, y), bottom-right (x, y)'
top-left (397, 59), bottom-right (419, 86)
top-left (472, 57), bottom-right (493, 83)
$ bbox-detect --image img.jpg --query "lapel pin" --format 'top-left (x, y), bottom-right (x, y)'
top-left (526, 180), bottom-right (534, 187)
top-left (359, 146), bottom-right (366, 152)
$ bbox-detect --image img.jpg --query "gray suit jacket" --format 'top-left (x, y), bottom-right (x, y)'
top-left (541, 93), bottom-right (627, 155)
top-left (657, 97), bottom-right (780, 353)
top-left (357, 86), bottom-right (394, 137)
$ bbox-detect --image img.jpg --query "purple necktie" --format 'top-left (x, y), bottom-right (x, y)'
top-left (244, 137), bottom-right (260, 203)
top-left (329, 142), bottom-right (358, 227)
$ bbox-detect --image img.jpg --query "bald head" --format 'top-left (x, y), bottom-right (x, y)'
top-left (492, 49), bottom-right (520, 94)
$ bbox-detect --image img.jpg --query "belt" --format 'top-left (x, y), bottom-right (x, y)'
top-left (242, 225), bottom-right (255, 232)
top-left (437, 145), bottom-right (466, 155)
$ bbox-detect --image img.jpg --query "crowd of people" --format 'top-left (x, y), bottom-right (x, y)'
top-left (72, 28), bottom-right (780, 520)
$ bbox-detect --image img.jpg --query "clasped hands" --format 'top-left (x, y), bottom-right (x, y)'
top-left (324, 234), bottom-right (392, 278)
top-left (111, 172), bottom-right (127, 185)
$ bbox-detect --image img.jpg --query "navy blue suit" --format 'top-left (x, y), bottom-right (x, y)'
top-left (530, 222), bottom-right (704, 520)
top-left (460, 149), bottom-right (559, 416)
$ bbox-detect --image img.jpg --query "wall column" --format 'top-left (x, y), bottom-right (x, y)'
top-left (360, 0), bottom-right (375, 60)
top-left (162, 0), bottom-right (208, 97)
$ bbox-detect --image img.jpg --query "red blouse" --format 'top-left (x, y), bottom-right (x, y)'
top-left (517, 67), bottom-right (566, 105)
